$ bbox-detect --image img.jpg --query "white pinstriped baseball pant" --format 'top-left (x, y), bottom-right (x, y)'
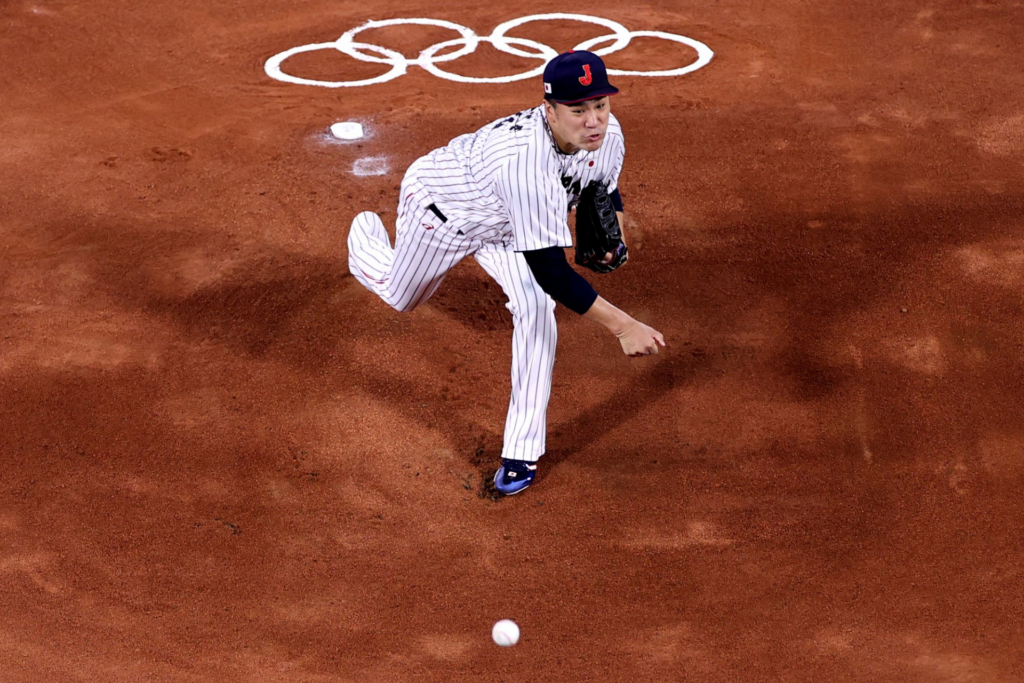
top-left (347, 190), bottom-right (556, 463)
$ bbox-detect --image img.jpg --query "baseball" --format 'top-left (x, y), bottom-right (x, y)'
top-left (491, 619), bottom-right (520, 647)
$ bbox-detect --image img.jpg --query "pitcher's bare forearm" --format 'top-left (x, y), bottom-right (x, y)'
top-left (583, 295), bottom-right (631, 334)
top-left (584, 296), bottom-right (666, 357)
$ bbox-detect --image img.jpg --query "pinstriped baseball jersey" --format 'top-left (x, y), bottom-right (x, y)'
top-left (348, 99), bottom-right (627, 466)
top-left (411, 105), bottom-right (625, 250)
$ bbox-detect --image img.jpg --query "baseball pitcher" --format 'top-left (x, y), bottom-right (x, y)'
top-left (348, 50), bottom-right (665, 496)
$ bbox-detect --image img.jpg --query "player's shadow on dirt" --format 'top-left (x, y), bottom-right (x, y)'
top-left (146, 256), bottom-right (351, 360)
top-left (115, 236), bottom-right (708, 487)
top-left (545, 351), bottom-right (704, 465)
top-left (428, 266), bottom-right (513, 332)
top-left (65, 191), bottom-right (1024, 495)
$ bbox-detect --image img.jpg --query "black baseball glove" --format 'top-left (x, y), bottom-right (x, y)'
top-left (574, 180), bottom-right (628, 274)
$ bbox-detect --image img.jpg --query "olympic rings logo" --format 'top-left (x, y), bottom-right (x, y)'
top-left (264, 13), bottom-right (713, 88)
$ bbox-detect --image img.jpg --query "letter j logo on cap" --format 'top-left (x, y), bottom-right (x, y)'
top-left (543, 50), bottom-right (620, 103)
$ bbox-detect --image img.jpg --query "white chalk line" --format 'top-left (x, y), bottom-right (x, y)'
top-left (352, 157), bottom-right (389, 176)
top-left (849, 345), bottom-right (873, 464)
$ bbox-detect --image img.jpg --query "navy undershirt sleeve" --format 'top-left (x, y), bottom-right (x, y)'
top-left (610, 188), bottom-right (624, 212)
top-left (522, 247), bottom-right (598, 315)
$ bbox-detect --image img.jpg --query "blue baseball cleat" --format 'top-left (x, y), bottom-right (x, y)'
top-left (493, 458), bottom-right (538, 496)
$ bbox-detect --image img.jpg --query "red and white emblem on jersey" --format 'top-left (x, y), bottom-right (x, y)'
top-left (578, 65), bottom-right (593, 86)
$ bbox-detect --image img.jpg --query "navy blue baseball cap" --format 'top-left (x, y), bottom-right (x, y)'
top-left (543, 50), bottom-right (619, 104)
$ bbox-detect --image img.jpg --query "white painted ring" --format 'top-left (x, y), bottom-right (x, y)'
top-left (337, 18), bottom-right (479, 66)
top-left (265, 42), bottom-right (406, 88)
top-left (419, 35), bottom-right (558, 84)
top-left (264, 15), bottom-right (715, 88)
top-left (489, 13), bottom-right (631, 59)
top-left (576, 30), bottom-right (714, 76)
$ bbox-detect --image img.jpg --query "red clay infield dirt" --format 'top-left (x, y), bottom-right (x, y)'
top-left (2, 0), bottom-right (1024, 681)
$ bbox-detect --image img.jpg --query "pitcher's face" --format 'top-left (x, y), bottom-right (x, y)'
top-left (545, 97), bottom-right (611, 154)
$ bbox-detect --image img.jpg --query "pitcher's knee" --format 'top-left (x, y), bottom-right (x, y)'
top-left (352, 210), bottom-right (383, 228)
top-left (381, 286), bottom-right (428, 313)
top-left (389, 298), bottom-right (419, 314)
top-left (510, 287), bottom-right (556, 328)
